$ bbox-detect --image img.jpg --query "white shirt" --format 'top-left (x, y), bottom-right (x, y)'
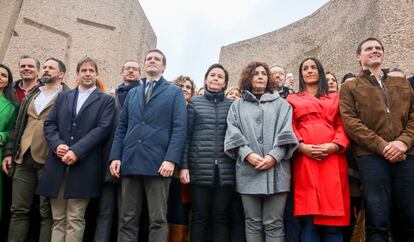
top-left (76, 86), bottom-right (97, 114)
top-left (34, 85), bottom-right (63, 115)
top-left (376, 70), bottom-right (385, 88)
top-left (145, 77), bottom-right (160, 94)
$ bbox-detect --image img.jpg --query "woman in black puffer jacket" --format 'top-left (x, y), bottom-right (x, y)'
top-left (179, 63), bottom-right (235, 242)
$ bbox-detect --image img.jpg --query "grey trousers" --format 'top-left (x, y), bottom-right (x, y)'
top-left (241, 192), bottom-right (288, 242)
top-left (117, 176), bottom-right (170, 242)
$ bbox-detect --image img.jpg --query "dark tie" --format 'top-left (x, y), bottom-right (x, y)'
top-left (145, 80), bottom-right (154, 103)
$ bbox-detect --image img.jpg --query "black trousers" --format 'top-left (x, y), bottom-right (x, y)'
top-left (189, 183), bottom-right (234, 242)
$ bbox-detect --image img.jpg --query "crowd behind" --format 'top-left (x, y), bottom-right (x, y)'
top-left (0, 37), bottom-right (414, 242)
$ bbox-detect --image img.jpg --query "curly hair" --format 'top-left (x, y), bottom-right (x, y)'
top-left (172, 75), bottom-right (195, 96)
top-left (238, 61), bottom-right (275, 93)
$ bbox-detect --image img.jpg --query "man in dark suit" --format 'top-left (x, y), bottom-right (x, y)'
top-left (36, 57), bottom-right (115, 242)
top-left (2, 57), bottom-right (68, 242)
top-left (109, 49), bottom-right (187, 242)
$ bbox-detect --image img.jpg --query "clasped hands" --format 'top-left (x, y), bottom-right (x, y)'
top-left (299, 143), bottom-right (338, 161)
top-left (56, 144), bottom-right (78, 165)
top-left (246, 153), bottom-right (277, 170)
top-left (383, 140), bottom-right (407, 163)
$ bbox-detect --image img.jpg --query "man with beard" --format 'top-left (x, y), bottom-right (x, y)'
top-left (270, 64), bottom-right (290, 99)
top-left (2, 57), bottom-right (69, 242)
top-left (115, 61), bottom-right (142, 107)
top-left (94, 60), bottom-right (144, 242)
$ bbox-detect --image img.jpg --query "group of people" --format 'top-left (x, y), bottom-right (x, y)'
top-left (0, 37), bottom-right (413, 242)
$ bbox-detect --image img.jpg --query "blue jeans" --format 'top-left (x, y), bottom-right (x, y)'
top-left (300, 216), bottom-right (342, 242)
top-left (357, 154), bottom-right (414, 242)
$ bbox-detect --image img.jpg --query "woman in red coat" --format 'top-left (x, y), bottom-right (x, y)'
top-left (287, 57), bottom-right (350, 242)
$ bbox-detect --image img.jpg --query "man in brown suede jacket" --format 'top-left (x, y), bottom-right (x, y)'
top-left (340, 37), bottom-right (414, 241)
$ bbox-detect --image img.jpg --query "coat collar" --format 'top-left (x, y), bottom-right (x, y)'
top-left (358, 68), bottom-right (388, 87)
top-left (242, 90), bottom-right (279, 103)
top-left (68, 87), bottom-right (101, 119)
top-left (142, 76), bottom-right (169, 104)
top-left (204, 89), bottom-right (225, 102)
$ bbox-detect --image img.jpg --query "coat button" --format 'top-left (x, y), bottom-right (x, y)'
top-left (138, 139), bottom-right (142, 143)
top-left (70, 136), bottom-right (74, 140)
top-left (73, 123), bottom-right (76, 127)
top-left (142, 121), bottom-right (146, 125)
top-left (256, 120), bottom-right (261, 124)
top-left (258, 137), bottom-right (263, 144)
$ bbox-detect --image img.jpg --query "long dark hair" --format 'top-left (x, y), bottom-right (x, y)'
top-left (0, 64), bottom-right (18, 106)
top-left (298, 57), bottom-right (328, 98)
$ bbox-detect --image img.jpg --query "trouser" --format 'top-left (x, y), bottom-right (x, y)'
top-left (50, 177), bottom-right (90, 242)
top-left (300, 216), bottom-right (343, 242)
top-left (94, 182), bottom-right (122, 242)
top-left (241, 192), bottom-right (288, 242)
top-left (167, 178), bottom-right (190, 225)
top-left (189, 183), bottom-right (234, 242)
top-left (284, 190), bottom-right (301, 242)
top-left (230, 192), bottom-right (246, 242)
top-left (118, 176), bottom-right (170, 242)
top-left (8, 151), bottom-right (52, 242)
top-left (357, 154), bottom-right (414, 242)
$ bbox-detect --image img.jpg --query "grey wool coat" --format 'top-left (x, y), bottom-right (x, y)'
top-left (224, 91), bottom-right (298, 195)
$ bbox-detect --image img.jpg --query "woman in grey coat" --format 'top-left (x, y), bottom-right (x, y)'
top-left (224, 61), bottom-right (298, 242)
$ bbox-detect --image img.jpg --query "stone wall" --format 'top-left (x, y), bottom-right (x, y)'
top-left (0, 0), bottom-right (156, 90)
top-left (219, 0), bottom-right (414, 88)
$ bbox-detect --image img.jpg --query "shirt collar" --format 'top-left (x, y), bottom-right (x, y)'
top-left (39, 85), bottom-right (63, 94)
top-left (78, 85), bottom-right (97, 94)
top-left (146, 76), bottom-right (161, 85)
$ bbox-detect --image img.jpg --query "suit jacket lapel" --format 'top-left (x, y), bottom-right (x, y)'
top-left (147, 78), bottom-right (168, 103)
top-left (67, 89), bottom-right (77, 119)
top-left (76, 88), bottom-right (100, 118)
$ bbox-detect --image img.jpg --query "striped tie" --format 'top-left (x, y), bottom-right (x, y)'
top-left (145, 80), bottom-right (154, 103)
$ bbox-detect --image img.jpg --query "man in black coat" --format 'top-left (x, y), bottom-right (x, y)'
top-left (36, 57), bottom-right (115, 242)
top-left (94, 60), bottom-right (145, 242)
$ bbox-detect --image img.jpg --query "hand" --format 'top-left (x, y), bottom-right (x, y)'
top-left (255, 155), bottom-right (276, 171)
top-left (179, 169), bottom-right (190, 184)
top-left (246, 153), bottom-right (264, 167)
top-left (2, 156), bottom-right (12, 174)
top-left (158, 160), bottom-right (175, 177)
top-left (318, 143), bottom-right (339, 155)
top-left (299, 143), bottom-right (327, 161)
top-left (62, 150), bottom-right (78, 165)
top-left (109, 160), bottom-right (121, 178)
top-left (383, 140), bottom-right (408, 162)
top-left (56, 144), bottom-right (69, 158)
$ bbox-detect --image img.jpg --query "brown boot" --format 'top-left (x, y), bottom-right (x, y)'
top-left (169, 224), bottom-right (189, 242)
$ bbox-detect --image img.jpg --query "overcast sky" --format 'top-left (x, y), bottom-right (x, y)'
top-left (139, 0), bottom-right (330, 88)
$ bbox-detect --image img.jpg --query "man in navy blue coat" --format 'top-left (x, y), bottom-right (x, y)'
top-left (109, 49), bottom-right (187, 242)
top-left (36, 57), bottom-right (115, 242)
